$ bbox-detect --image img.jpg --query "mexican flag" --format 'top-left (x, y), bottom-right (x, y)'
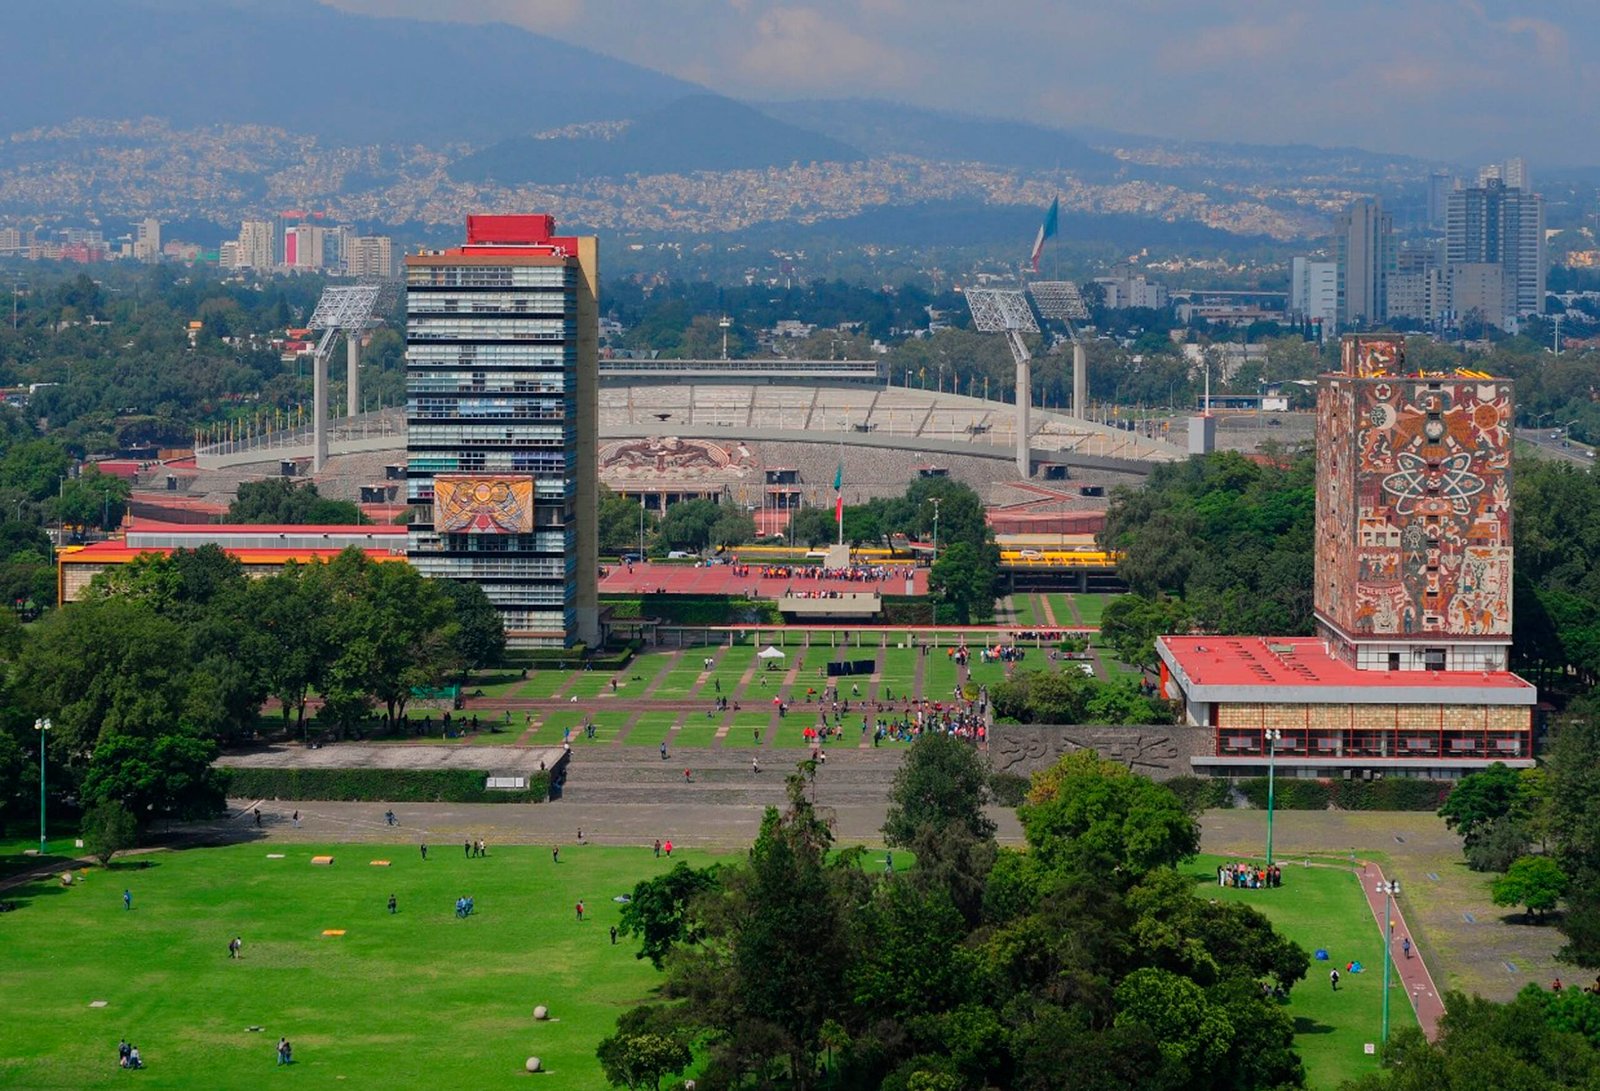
top-left (834, 462), bottom-right (844, 527)
top-left (1030, 195), bottom-right (1059, 272)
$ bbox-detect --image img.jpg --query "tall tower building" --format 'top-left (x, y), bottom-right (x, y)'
top-left (404, 215), bottom-right (599, 649)
top-left (237, 220), bottom-right (274, 270)
top-left (133, 218), bottom-right (161, 263)
top-left (1333, 198), bottom-right (1393, 329)
top-left (1426, 172), bottom-right (1455, 229)
top-left (1314, 335), bottom-right (1512, 672)
top-left (1446, 179), bottom-right (1545, 327)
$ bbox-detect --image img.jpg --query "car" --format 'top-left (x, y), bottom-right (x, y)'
top-left (666, 550), bottom-right (693, 559)
top-left (1019, 548), bottom-right (1043, 560)
top-left (621, 553), bottom-right (641, 564)
top-left (1077, 662), bottom-right (1096, 676)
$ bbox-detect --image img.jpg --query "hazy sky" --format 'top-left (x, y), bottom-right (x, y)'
top-left (325, 0), bottom-right (1596, 165)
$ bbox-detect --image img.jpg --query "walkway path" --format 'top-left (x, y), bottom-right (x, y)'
top-left (1358, 858), bottom-right (1447, 1039)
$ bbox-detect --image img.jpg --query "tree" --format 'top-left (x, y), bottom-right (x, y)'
top-left (790, 507), bottom-right (837, 548)
top-left (1492, 855), bottom-right (1568, 922)
top-left (227, 478), bottom-right (366, 524)
top-left (79, 732), bottom-right (227, 822)
top-left (596, 1030), bottom-right (692, 1091)
top-left (882, 731), bottom-right (995, 847)
top-left (54, 465), bottom-right (131, 531)
top-left (1466, 816), bottom-right (1534, 874)
top-left (435, 579), bottom-right (505, 671)
top-left (1113, 968), bottom-right (1235, 1087)
top-left (929, 541), bottom-right (995, 624)
top-left (656, 498), bottom-right (721, 553)
top-left (1022, 750), bottom-right (1200, 883)
top-left (1100, 594), bottom-right (1191, 675)
top-left (1545, 716), bottom-right (1600, 964)
top-left (81, 800), bottom-right (138, 865)
top-left (709, 508), bottom-right (756, 549)
top-left (618, 861), bottom-right (720, 969)
top-left (1439, 762), bottom-right (1526, 849)
top-left (599, 487), bottom-right (650, 556)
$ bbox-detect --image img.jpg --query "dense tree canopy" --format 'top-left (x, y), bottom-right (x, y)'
top-left (601, 750), bottom-right (1298, 1090)
top-left (226, 478), bottom-right (367, 525)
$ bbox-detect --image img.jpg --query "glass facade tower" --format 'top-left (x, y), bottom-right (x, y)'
top-left (404, 216), bottom-right (599, 648)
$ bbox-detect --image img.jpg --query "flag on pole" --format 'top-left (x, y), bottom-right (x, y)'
top-left (1029, 196), bottom-right (1059, 272)
top-left (833, 462), bottom-right (844, 527)
top-left (838, 457), bottom-right (851, 527)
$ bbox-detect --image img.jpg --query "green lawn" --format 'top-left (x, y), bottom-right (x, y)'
top-left (719, 713), bottom-right (779, 747)
top-left (1011, 594), bottom-right (1038, 626)
top-left (0, 843), bottom-right (684, 1090)
top-left (620, 713), bottom-right (683, 747)
top-left (514, 671), bottom-right (570, 699)
top-left (1072, 592), bottom-right (1117, 627)
top-left (668, 718), bottom-right (726, 749)
top-left (1193, 855), bottom-right (1416, 1090)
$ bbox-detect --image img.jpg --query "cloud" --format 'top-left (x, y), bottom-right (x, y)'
top-left (312, 0), bottom-right (1600, 163)
top-left (732, 6), bottom-right (913, 91)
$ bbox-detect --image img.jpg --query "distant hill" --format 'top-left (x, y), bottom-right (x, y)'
top-left (449, 96), bottom-right (863, 185)
top-left (760, 99), bottom-right (1118, 176)
top-left (1, 0), bottom-right (700, 144)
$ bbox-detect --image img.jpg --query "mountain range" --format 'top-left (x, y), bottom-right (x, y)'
top-left (0, 0), bottom-right (1469, 255)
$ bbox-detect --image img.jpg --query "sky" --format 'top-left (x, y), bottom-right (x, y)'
top-left (323, 0), bottom-right (1598, 166)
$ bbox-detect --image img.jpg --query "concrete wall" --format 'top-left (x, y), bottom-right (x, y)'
top-left (987, 723), bottom-right (1207, 782)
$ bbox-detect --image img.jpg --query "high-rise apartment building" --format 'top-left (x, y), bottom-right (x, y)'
top-left (1387, 243), bottom-right (1447, 326)
top-left (1333, 198), bottom-right (1393, 329)
top-left (1446, 178), bottom-right (1545, 328)
top-left (285, 225), bottom-right (327, 270)
top-left (404, 215), bottom-right (599, 649)
top-left (1426, 171), bottom-right (1455, 229)
top-left (346, 235), bottom-right (394, 278)
top-left (133, 218), bottom-right (161, 263)
top-left (237, 220), bottom-right (274, 270)
top-left (1290, 257), bottom-right (1339, 328)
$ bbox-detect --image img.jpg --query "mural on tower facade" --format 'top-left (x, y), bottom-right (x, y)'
top-left (1316, 337), bottom-right (1513, 639)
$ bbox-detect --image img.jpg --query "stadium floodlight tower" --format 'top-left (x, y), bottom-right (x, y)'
top-left (965, 287), bottom-right (1040, 478)
top-left (306, 284), bottom-right (382, 472)
top-left (1028, 280), bottom-right (1090, 420)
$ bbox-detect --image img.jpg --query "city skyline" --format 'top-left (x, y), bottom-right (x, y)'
top-left (324, 0), bottom-right (1598, 165)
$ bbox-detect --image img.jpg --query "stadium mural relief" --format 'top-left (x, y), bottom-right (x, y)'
top-left (989, 724), bottom-right (1191, 780)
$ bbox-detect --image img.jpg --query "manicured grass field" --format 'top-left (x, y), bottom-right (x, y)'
top-left (620, 713), bottom-right (683, 747)
top-left (1072, 592), bottom-right (1116, 627)
top-left (0, 843), bottom-right (683, 1090)
top-left (1011, 594), bottom-right (1039, 626)
top-left (1194, 854), bottom-right (1416, 1089)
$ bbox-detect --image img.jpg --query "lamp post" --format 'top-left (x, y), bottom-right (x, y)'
top-left (638, 494), bottom-right (646, 561)
top-left (1265, 728), bottom-right (1282, 867)
top-left (34, 717), bottom-right (50, 854)
top-left (929, 497), bottom-right (942, 565)
top-left (1376, 878), bottom-right (1401, 1044)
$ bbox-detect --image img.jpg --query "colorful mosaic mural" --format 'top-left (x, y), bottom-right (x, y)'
top-left (1316, 338), bottom-right (1513, 639)
top-left (432, 475), bottom-right (537, 535)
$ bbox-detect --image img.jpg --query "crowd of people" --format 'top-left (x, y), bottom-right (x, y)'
top-left (1217, 862), bottom-right (1284, 889)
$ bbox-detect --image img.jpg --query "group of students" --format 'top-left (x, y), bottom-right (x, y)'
top-left (116, 1040), bottom-right (143, 1069)
top-left (454, 896), bottom-right (475, 918)
top-left (1217, 861), bottom-right (1284, 889)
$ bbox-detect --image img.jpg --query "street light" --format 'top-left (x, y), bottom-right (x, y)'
top-left (34, 717), bottom-right (50, 854)
top-left (929, 497), bottom-right (942, 565)
top-left (1265, 728), bottom-right (1282, 867)
top-left (1376, 878), bottom-right (1402, 1044)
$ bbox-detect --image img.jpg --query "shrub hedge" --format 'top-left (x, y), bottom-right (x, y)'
top-left (1233, 775), bottom-right (1450, 812)
top-left (987, 771), bottom-right (1030, 808)
top-left (1164, 775), bottom-right (1232, 814)
top-left (223, 767), bottom-right (550, 804)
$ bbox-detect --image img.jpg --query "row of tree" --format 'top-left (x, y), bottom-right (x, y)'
top-left (0, 545), bottom-right (502, 836)
top-left (601, 739), bottom-right (1308, 1090)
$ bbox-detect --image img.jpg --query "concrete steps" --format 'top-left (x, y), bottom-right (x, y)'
top-left (559, 746), bottom-right (906, 807)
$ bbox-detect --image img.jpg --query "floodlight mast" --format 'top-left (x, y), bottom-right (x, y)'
top-left (1028, 281), bottom-right (1089, 420)
top-left (306, 285), bottom-right (382, 471)
top-left (965, 289), bottom-right (1038, 478)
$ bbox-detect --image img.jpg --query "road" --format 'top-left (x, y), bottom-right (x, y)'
top-left (1517, 426), bottom-right (1595, 467)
